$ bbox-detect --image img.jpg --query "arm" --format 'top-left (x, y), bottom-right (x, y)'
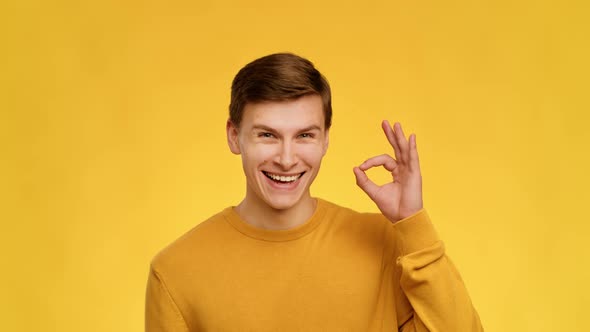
top-left (393, 210), bottom-right (483, 331)
top-left (145, 266), bottom-right (189, 332)
top-left (353, 121), bottom-right (482, 331)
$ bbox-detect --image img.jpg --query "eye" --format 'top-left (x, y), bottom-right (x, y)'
top-left (299, 133), bottom-right (314, 138)
top-left (258, 132), bottom-right (274, 138)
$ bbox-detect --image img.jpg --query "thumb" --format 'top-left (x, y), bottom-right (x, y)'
top-left (353, 166), bottom-right (378, 198)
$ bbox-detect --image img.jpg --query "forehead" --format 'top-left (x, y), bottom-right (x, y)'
top-left (241, 95), bottom-right (325, 131)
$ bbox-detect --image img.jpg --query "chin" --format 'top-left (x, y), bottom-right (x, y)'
top-left (263, 194), bottom-right (305, 211)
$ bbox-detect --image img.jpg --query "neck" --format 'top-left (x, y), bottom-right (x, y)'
top-left (235, 194), bottom-right (317, 231)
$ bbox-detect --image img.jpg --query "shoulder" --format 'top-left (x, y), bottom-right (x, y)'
top-left (320, 198), bottom-right (389, 222)
top-left (318, 199), bottom-right (396, 259)
top-left (150, 208), bottom-right (233, 273)
top-left (319, 198), bottom-right (392, 233)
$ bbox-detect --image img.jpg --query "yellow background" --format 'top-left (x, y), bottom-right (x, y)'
top-left (2, 0), bottom-right (589, 331)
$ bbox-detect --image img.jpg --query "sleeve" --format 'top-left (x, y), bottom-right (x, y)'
top-left (145, 265), bottom-right (190, 332)
top-left (391, 210), bottom-right (483, 332)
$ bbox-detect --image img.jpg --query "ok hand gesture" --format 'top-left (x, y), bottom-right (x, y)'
top-left (353, 121), bottom-right (423, 223)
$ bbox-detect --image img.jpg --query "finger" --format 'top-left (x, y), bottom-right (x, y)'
top-left (382, 120), bottom-right (402, 162)
top-left (359, 154), bottom-right (398, 172)
top-left (353, 167), bottom-right (380, 198)
top-left (409, 134), bottom-right (421, 173)
top-left (394, 122), bottom-right (409, 163)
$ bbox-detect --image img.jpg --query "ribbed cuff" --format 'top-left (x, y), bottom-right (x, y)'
top-left (392, 209), bottom-right (439, 255)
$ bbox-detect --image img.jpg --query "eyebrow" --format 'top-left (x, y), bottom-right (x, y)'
top-left (252, 124), bottom-right (322, 133)
top-left (252, 125), bottom-right (278, 133)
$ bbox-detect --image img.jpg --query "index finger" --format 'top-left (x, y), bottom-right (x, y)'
top-left (353, 166), bottom-right (380, 199)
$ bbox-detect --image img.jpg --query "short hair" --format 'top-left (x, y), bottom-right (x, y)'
top-left (229, 53), bottom-right (332, 129)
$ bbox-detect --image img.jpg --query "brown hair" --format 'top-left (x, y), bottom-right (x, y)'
top-left (229, 53), bottom-right (332, 129)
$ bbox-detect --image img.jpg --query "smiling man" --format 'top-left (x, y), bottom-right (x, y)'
top-left (145, 53), bottom-right (483, 331)
top-left (227, 94), bottom-right (328, 230)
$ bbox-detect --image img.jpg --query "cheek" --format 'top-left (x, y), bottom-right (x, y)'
top-left (241, 144), bottom-right (277, 166)
top-left (298, 144), bottom-right (326, 165)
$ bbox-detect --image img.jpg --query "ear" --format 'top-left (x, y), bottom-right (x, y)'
top-left (322, 128), bottom-right (330, 156)
top-left (226, 119), bottom-right (241, 155)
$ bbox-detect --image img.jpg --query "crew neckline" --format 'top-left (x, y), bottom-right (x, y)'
top-left (223, 198), bottom-right (328, 242)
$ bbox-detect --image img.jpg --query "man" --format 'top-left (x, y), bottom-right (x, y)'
top-left (145, 53), bottom-right (483, 331)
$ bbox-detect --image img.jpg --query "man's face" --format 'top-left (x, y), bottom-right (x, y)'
top-left (227, 94), bottom-right (329, 212)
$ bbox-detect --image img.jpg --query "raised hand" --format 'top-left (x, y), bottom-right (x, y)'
top-left (353, 121), bottom-right (423, 223)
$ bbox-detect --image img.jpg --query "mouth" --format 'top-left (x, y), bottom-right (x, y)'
top-left (262, 171), bottom-right (305, 184)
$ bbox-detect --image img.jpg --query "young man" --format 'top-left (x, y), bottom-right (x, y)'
top-left (145, 53), bottom-right (483, 331)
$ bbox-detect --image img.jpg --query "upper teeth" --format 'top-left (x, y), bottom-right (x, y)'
top-left (265, 172), bottom-right (302, 182)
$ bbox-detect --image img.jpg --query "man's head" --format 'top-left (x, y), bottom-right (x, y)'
top-left (226, 53), bottom-right (332, 213)
top-left (229, 53), bottom-right (332, 130)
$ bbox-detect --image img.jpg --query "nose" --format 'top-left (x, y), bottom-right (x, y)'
top-left (276, 140), bottom-right (298, 169)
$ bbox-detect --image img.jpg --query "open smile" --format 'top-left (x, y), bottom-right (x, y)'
top-left (262, 171), bottom-right (306, 184)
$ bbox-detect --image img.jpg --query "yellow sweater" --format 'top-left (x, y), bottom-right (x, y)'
top-left (145, 199), bottom-right (483, 331)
